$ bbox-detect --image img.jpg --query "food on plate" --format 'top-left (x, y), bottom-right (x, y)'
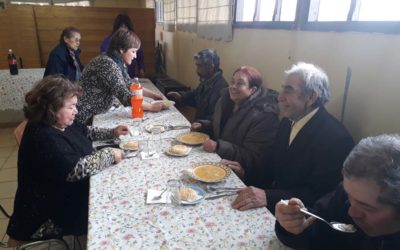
top-left (170, 145), bottom-right (189, 155)
top-left (122, 141), bottom-right (139, 150)
top-left (177, 132), bottom-right (209, 145)
top-left (151, 100), bottom-right (175, 107)
top-left (178, 187), bottom-right (199, 201)
top-left (193, 164), bottom-right (227, 182)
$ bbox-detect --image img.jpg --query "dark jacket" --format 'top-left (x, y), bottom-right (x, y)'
top-left (264, 107), bottom-right (354, 213)
top-left (44, 43), bottom-right (84, 82)
top-left (179, 70), bottom-right (228, 120)
top-left (7, 122), bottom-right (92, 240)
top-left (199, 87), bottom-right (279, 186)
top-left (275, 183), bottom-right (400, 250)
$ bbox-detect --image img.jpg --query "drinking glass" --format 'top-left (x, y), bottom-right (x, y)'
top-left (167, 179), bottom-right (182, 205)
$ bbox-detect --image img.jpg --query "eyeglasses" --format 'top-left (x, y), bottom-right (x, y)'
top-left (229, 81), bottom-right (248, 88)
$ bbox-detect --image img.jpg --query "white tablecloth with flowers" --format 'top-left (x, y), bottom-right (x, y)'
top-left (0, 68), bottom-right (44, 110)
top-left (89, 79), bottom-right (290, 249)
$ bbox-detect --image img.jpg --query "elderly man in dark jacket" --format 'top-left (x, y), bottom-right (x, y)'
top-left (275, 134), bottom-right (400, 250)
top-left (192, 66), bottom-right (279, 187)
top-left (229, 62), bottom-right (354, 213)
top-left (167, 49), bottom-right (228, 120)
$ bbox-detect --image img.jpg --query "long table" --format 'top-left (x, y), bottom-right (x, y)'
top-left (88, 79), bottom-right (290, 249)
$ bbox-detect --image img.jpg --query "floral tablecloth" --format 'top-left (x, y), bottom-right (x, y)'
top-left (89, 79), bottom-right (291, 250)
top-left (0, 68), bottom-right (44, 110)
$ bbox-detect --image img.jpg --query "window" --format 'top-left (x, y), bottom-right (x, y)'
top-left (146, 0), bottom-right (155, 8)
top-left (235, 0), bottom-right (400, 33)
top-left (155, 0), bottom-right (164, 23)
top-left (176, 0), bottom-right (197, 32)
top-left (163, 0), bottom-right (175, 31)
top-left (10, 0), bottom-right (90, 6)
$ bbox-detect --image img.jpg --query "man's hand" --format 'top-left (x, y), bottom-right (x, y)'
top-left (113, 125), bottom-right (129, 137)
top-left (275, 198), bottom-right (316, 235)
top-left (167, 91), bottom-right (182, 101)
top-left (191, 122), bottom-right (202, 131)
top-left (232, 186), bottom-right (267, 211)
top-left (203, 139), bottom-right (217, 153)
top-left (220, 159), bottom-right (245, 180)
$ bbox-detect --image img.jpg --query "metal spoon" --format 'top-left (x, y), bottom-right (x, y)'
top-left (281, 200), bottom-right (357, 233)
top-left (152, 188), bottom-right (167, 201)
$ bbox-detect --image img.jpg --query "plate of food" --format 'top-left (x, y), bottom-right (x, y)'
top-left (176, 132), bottom-right (209, 146)
top-left (172, 185), bottom-right (205, 205)
top-left (190, 162), bottom-right (231, 183)
top-left (144, 124), bottom-right (166, 133)
top-left (119, 141), bottom-right (139, 151)
top-left (165, 144), bottom-right (191, 157)
top-left (151, 100), bottom-right (175, 108)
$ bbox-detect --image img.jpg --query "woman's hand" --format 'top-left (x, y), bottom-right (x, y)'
top-left (203, 139), bottom-right (217, 153)
top-left (113, 125), bottom-right (129, 137)
top-left (111, 148), bottom-right (125, 163)
top-left (191, 122), bottom-right (202, 131)
top-left (149, 103), bottom-right (163, 112)
top-left (220, 159), bottom-right (245, 179)
top-left (275, 198), bottom-right (316, 235)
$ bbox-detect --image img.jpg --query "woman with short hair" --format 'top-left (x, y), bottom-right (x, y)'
top-left (6, 76), bottom-right (127, 240)
top-left (44, 27), bottom-right (84, 82)
top-left (76, 28), bottom-right (164, 125)
top-left (192, 66), bottom-right (279, 186)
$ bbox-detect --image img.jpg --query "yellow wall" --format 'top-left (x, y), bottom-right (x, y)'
top-left (156, 26), bottom-right (400, 141)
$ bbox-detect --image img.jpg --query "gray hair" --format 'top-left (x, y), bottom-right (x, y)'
top-left (285, 62), bottom-right (330, 108)
top-left (194, 49), bottom-right (220, 70)
top-left (343, 134), bottom-right (400, 212)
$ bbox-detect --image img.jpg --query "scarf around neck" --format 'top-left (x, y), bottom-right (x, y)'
top-left (106, 50), bottom-right (131, 81)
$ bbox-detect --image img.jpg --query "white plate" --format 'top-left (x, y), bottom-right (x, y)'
top-left (151, 100), bottom-right (175, 107)
top-left (171, 185), bottom-right (205, 205)
top-left (144, 124), bottom-right (166, 133)
top-left (190, 162), bottom-right (231, 183)
top-left (119, 141), bottom-right (139, 151)
top-left (165, 146), bottom-right (192, 157)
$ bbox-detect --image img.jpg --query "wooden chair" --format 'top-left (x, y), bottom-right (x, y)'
top-left (13, 120), bottom-right (27, 145)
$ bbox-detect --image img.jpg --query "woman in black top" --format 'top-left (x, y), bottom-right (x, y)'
top-left (7, 76), bottom-right (127, 241)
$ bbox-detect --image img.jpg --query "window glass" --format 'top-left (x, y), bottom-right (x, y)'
top-left (259, 0), bottom-right (275, 21)
top-left (358, 0), bottom-right (400, 21)
top-left (280, 0), bottom-right (297, 21)
top-left (315, 0), bottom-right (351, 21)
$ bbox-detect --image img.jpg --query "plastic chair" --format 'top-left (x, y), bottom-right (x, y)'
top-left (0, 204), bottom-right (70, 250)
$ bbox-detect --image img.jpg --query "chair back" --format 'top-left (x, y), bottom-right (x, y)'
top-left (14, 120), bottom-right (27, 145)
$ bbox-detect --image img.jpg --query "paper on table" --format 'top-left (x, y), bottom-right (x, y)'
top-left (146, 189), bottom-right (171, 204)
top-left (141, 152), bottom-right (160, 160)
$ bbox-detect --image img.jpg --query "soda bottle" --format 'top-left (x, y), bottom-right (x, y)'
top-left (8, 49), bottom-right (18, 75)
top-left (130, 77), bottom-right (144, 118)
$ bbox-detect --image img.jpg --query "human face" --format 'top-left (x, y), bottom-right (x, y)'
top-left (121, 48), bottom-right (137, 65)
top-left (343, 177), bottom-right (400, 236)
top-left (54, 95), bottom-right (78, 131)
top-left (229, 72), bottom-right (256, 105)
top-left (278, 74), bottom-right (316, 121)
top-left (195, 59), bottom-right (214, 80)
top-left (64, 32), bottom-right (81, 51)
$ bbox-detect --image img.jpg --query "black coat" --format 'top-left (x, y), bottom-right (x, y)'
top-left (264, 107), bottom-right (354, 213)
top-left (199, 87), bottom-right (279, 186)
top-left (180, 70), bottom-right (228, 120)
top-left (7, 122), bottom-right (92, 240)
top-left (44, 43), bottom-right (83, 82)
top-left (275, 183), bottom-right (400, 250)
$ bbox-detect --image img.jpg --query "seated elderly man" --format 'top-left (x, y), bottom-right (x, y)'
top-left (228, 62), bottom-right (354, 213)
top-left (275, 134), bottom-right (400, 250)
top-left (167, 49), bottom-right (228, 120)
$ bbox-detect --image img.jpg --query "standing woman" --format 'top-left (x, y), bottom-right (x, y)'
top-left (100, 14), bottom-right (145, 78)
top-left (44, 27), bottom-right (84, 82)
top-left (76, 28), bottom-right (164, 125)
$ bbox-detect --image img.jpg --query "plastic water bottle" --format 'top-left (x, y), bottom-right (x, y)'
top-left (8, 49), bottom-right (18, 75)
top-left (130, 77), bottom-right (144, 118)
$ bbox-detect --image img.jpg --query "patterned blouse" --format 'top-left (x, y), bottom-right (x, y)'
top-left (76, 54), bottom-right (133, 124)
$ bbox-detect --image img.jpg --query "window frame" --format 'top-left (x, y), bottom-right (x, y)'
top-left (234, 0), bottom-right (400, 34)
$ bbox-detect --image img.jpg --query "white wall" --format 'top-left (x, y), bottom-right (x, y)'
top-left (156, 26), bottom-right (400, 141)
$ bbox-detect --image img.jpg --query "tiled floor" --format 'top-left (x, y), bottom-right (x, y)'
top-left (0, 127), bottom-right (18, 242)
top-left (0, 126), bottom-right (85, 249)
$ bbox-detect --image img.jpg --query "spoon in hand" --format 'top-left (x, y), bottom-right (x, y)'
top-left (281, 200), bottom-right (357, 233)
